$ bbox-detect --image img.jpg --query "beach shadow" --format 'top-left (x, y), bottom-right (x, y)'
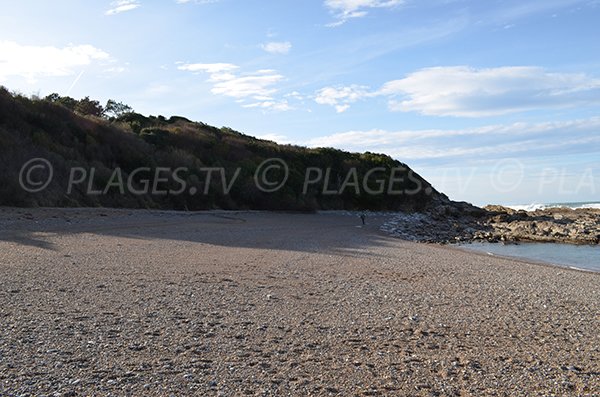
top-left (0, 230), bottom-right (57, 251)
top-left (0, 211), bottom-right (396, 256)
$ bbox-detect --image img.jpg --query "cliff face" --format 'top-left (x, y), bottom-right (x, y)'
top-left (0, 87), bottom-right (442, 211)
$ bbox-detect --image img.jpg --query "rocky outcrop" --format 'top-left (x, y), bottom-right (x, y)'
top-left (482, 206), bottom-right (600, 245)
top-left (381, 198), bottom-right (489, 243)
top-left (382, 202), bottom-right (600, 245)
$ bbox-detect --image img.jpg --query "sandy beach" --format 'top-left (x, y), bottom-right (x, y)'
top-left (0, 208), bottom-right (598, 396)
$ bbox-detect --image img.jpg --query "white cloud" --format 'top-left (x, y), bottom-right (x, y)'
top-left (314, 85), bottom-right (371, 112)
top-left (211, 71), bottom-right (284, 99)
top-left (243, 100), bottom-right (293, 112)
top-left (324, 0), bottom-right (404, 25)
top-left (177, 63), bottom-right (238, 74)
top-left (178, 62), bottom-right (291, 111)
top-left (105, 0), bottom-right (140, 15)
top-left (313, 66), bottom-right (600, 116)
top-left (286, 91), bottom-right (305, 100)
top-left (306, 117), bottom-right (600, 160)
top-left (261, 41), bottom-right (292, 55)
top-left (380, 66), bottom-right (600, 117)
top-left (0, 40), bottom-right (110, 83)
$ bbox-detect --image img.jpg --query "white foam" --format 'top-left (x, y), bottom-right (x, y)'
top-left (572, 203), bottom-right (600, 209)
top-left (506, 202), bottom-right (600, 211)
top-left (506, 203), bottom-right (547, 211)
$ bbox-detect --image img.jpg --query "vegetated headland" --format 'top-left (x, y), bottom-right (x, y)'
top-left (1, 86), bottom-right (598, 246)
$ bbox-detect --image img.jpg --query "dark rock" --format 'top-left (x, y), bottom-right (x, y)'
top-left (383, 203), bottom-right (600, 246)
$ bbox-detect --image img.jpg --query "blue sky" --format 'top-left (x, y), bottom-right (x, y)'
top-left (1, 0), bottom-right (599, 205)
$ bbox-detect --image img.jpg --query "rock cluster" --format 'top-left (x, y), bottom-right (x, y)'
top-left (483, 206), bottom-right (600, 245)
top-left (380, 201), bottom-right (488, 243)
top-left (382, 201), bottom-right (600, 245)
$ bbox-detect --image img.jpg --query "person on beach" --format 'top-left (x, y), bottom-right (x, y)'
top-left (360, 213), bottom-right (366, 225)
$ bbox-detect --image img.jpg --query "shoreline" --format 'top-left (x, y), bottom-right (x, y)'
top-left (449, 242), bottom-right (600, 275)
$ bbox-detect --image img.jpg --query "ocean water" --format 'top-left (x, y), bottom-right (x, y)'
top-left (461, 242), bottom-right (600, 272)
top-left (505, 201), bottom-right (600, 211)
top-left (464, 202), bottom-right (600, 272)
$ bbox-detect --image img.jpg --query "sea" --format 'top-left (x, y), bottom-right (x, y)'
top-left (461, 201), bottom-right (600, 273)
top-left (504, 201), bottom-right (600, 211)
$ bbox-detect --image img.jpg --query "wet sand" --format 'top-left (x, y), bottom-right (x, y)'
top-left (0, 208), bottom-right (598, 396)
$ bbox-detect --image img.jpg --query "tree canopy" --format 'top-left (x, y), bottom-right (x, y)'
top-left (44, 93), bottom-right (133, 119)
top-left (105, 99), bottom-right (133, 118)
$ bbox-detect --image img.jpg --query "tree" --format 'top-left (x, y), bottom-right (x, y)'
top-left (75, 96), bottom-right (104, 117)
top-left (45, 93), bottom-right (78, 111)
top-left (105, 99), bottom-right (133, 118)
top-left (44, 93), bottom-right (60, 102)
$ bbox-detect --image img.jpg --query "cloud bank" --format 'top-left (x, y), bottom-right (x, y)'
top-left (307, 117), bottom-right (600, 161)
top-left (178, 62), bottom-right (291, 111)
top-left (314, 66), bottom-right (600, 117)
top-left (314, 85), bottom-right (371, 113)
top-left (0, 41), bottom-right (110, 83)
top-left (381, 66), bottom-right (600, 117)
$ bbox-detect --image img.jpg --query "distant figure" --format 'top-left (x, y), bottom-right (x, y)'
top-left (360, 213), bottom-right (366, 225)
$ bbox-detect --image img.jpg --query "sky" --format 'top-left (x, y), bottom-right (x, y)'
top-left (1, 0), bottom-right (599, 206)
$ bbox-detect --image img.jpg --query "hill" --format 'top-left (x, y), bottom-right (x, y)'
top-left (0, 87), bottom-right (446, 211)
